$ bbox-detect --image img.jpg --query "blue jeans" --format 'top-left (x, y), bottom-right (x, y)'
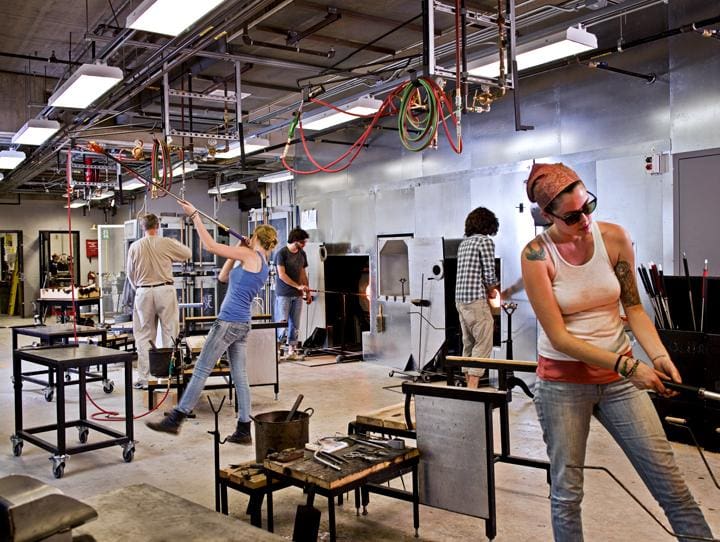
top-left (275, 295), bottom-right (303, 346)
top-left (177, 320), bottom-right (251, 422)
top-left (534, 378), bottom-right (712, 542)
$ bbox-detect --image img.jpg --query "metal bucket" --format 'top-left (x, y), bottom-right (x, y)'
top-left (148, 348), bottom-right (174, 377)
top-left (251, 408), bottom-right (314, 463)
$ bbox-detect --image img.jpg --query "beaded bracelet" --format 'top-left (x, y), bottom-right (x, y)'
top-left (189, 211), bottom-right (199, 220)
top-left (619, 357), bottom-right (630, 377)
top-left (625, 359), bottom-right (641, 378)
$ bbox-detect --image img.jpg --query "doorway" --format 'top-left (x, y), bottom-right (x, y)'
top-left (39, 231), bottom-right (81, 289)
top-left (323, 255), bottom-right (371, 349)
top-left (0, 230), bottom-right (24, 316)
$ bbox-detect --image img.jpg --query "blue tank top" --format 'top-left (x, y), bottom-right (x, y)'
top-left (218, 252), bottom-right (268, 322)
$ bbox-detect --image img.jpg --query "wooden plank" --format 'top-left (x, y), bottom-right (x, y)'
top-left (264, 447), bottom-right (419, 491)
top-left (446, 356), bottom-right (538, 371)
top-left (356, 401), bottom-right (415, 430)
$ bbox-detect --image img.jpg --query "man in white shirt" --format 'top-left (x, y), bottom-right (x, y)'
top-left (127, 213), bottom-right (191, 388)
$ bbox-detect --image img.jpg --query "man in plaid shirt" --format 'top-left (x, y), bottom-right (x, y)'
top-left (455, 207), bottom-right (500, 387)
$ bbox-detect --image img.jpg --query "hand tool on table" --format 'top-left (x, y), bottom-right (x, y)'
top-left (682, 253), bottom-right (698, 331)
top-left (317, 449), bottom-right (349, 464)
top-left (312, 448), bottom-right (341, 471)
top-left (343, 451), bottom-right (378, 462)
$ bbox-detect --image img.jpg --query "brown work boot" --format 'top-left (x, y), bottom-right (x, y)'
top-left (146, 409), bottom-right (186, 435)
top-left (226, 420), bottom-right (252, 445)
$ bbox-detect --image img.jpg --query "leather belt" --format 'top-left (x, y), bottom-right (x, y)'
top-left (137, 282), bottom-right (173, 288)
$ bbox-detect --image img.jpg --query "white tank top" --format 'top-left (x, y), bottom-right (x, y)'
top-left (537, 221), bottom-right (630, 361)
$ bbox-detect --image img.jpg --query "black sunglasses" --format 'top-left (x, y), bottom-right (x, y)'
top-left (547, 192), bottom-right (597, 225)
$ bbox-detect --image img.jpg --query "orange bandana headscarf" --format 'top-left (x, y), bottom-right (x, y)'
top-left (526, 163), bottom-right (581, 210)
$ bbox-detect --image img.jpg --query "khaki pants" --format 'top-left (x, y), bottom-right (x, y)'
top-left (456, 299), bottom-right (493, 377)
top-left (132, 285), bottom-right (179, 382)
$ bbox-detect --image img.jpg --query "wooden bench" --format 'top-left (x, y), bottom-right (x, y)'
top-left (218, 462), bottom-right (288, 527)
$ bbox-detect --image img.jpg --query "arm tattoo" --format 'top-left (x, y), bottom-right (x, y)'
top-left (614, 260), bottom-right (641, 306)
top-left (524, 242), bottom-right (546, 261)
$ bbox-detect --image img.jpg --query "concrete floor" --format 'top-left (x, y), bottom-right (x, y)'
top-left (1, 316), bottom-right (718, 541)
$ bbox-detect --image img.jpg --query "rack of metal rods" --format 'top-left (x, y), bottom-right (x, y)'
top-left (637, 262), bottom-right (673, 329)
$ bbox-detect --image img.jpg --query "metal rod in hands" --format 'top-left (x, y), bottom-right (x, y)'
top-left (99, 148), bottom-right (244, 240)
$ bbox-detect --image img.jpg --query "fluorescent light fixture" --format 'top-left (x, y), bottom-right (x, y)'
top-left (468, 26), bottom-right (598, 78)
top-left (48, 63), bottom-right (124, 109)
top-left (126, 0), bottom-right (227, 36)
top-left (302, 96), bottom-right (383, 131)
top-left (160, 161), bottom-right (199, 178)
top-left (208, 89), bottom-right (251, 100)
top-left (0, 150), bottom-right (26, 170)
top-left (258, 170), bottom-right (294, 184)
top-left (122, 178), bottom-right (147, 190)
top-left (64, 199), bottom-right (88, 209)
top-left (12, 119), bottom-right (61, 146)
top-left (208, 181), bottom-right (247, 195)
top-left (214, 137), bottom-right (270, 159)
top-left (90, 190), bottom-right (115, 200)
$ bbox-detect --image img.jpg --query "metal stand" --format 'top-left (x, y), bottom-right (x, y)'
top-left (500, 302), bottom-right (534, 398)
top-left (209, 395), bottom-right (227, 513)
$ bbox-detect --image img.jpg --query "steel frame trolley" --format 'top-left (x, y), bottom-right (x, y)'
top-left (11, 344), bottom-right (135, 478)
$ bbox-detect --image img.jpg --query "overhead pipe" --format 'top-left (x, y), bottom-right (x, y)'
top-left (0, 51), bottom-right (81, 66)
top-left (521, 13), bottom-right (720, 79)
top-left (588, 61), bottom-right (656, 83)
top-left (242, 34), bottom-right (336, 58)
top-left (2, 0), bottom-right (281, 191)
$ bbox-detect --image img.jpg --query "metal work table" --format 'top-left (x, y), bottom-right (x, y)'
top-left (12, 323), bottom-right (111, 401)
top-left (181, 319), bottom-right (287, 401)
top-left (402, 382), bottom-right (511, 540)
top-left (36, 296), bottom-right (101, 324)
top-left (11, 344), bottom-right (135, 478)
top-left (445, 356), bottom-right (550, 475)
top-left (264, 445), bottom-right (420, 542)
top-left (75, 483), bottom-right (285, 541)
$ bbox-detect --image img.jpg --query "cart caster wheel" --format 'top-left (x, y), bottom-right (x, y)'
top-left (12, 440), bottom-right (23, 457)
top-left (53, 463), bottom-right (65, 479)
top-left (78, 429), bottom-right (89, 444)
top-left (336, 355), bottom-right (344, 363)
top-left (123, 446), bottom-right (135, 463)
top-left (44, 388), bottom-right (54, 402)
top-left (388, 371), bottom-right (395, 377)
top-left (422, 375), bottom-right (431, 383)
top-left (103, 380), bottom-right (115, 394)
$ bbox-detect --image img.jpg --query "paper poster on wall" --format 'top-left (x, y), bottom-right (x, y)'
top-left (300, 208), bottom-right (317, 230)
